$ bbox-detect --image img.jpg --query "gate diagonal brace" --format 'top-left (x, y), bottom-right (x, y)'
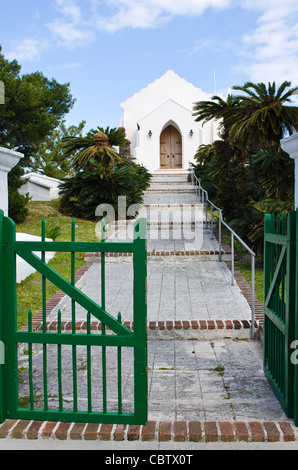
top-left (16, 250), bottom-right (132, 337)
top-left (264, 245), bottom-right (287, 308)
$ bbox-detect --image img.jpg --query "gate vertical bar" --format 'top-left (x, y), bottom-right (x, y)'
top-left (133, 218), bottom-right (148, 423)
top-left (71, 218), bottom-right (78, 412)
top-left (101, 218), bottom-right (107, 413)
top-left (264, 214), bottom-right (273, 375)
top-left (251, 253), bottom-right (255, 340)
top-left (41, 219), bottom-right (48, 411)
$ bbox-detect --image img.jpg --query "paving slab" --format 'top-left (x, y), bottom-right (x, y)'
top-left (46, 259), bottom-right (251, 323)
top-left (17, 338), bottom-right (289, 423)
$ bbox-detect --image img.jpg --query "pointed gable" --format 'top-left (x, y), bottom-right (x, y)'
top-left (121, 70), bottom-right (211, 122)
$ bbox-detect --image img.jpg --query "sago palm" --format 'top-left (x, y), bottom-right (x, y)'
top-left (62, 126), bottom-right (128, 167)
top-left (230, 81), bottom-right (298, 149)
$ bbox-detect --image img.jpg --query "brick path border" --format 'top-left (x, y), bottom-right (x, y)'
top-left (25, 318), bottom-right (256, 333)
top-left (225, 260), bottom-right (264, 332)
top-left (85, 249), bottom-right (231, 258)
top-left (0, 419), bottom-right (296, 443)
top-left (27, 262), bottom-right (93, 326)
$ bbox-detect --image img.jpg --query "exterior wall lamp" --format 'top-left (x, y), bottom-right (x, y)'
top-left (148, 130), bottom-right (152, 137)
top-left (190, 130), bottom-right (193, 137)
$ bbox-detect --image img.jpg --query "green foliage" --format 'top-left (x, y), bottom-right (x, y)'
top-left (59, 126), bottom-right (151, 220)
top-left (45, 221), bottom-right (62, 241)
top-left (0, 46), bottom-right (74, 162)
top-left (192, 81), bottom-right (298, 254)
top-left (0, 45), bottom-right (75, 223)
top-left (59, 159), bottom-right (151, 220)
top-left (230, 81), bottom-right (298, 149)
top-left (61, 126), bottom-right (129, 167)
top-left (29, 120), bottom-right (86, 179)
top-left (8, 165), bottom-right (30, 223)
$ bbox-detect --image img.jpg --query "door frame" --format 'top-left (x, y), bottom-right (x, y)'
top-left (159, 122), bottom-right (183, 169)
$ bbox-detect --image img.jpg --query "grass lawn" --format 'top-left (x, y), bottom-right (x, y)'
top-left (221, 225), bottom-right (264, 305)
top-left (235, 258), bottom-right (264, 305)
top-left (16, 200), bottom-right (99, 329)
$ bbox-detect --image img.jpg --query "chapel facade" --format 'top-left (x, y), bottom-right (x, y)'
top-left (120, 70), bottom-right (218, 173)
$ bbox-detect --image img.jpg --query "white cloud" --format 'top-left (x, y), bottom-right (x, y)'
top-left (6, 0), bottom-right (298, 88)
top-left (55, 0), bottom-right (82, 22)
top-left (46, 0), bottom-right (95, 48)
top-left (6, 38), bottom-right (48, 62)
top-left (5, 0), bottom-right (93, 62)
top-left (47, 18), bottom-right (95, 48)
top-left (93, 0), bottom-right (233, 32)
top-left (237, 2), bottom-right (298, 85)
top-left (187, 36), bottom-right (234, 57)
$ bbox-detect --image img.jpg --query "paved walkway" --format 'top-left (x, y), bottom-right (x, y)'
top-left (46, 259), bottom-right (251, 324)
top-left (6, 170), bottom-right (298, 449)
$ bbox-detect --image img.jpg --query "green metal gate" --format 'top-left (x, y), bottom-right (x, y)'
top-left (263, 211), bottom-right (296, 420)
top-left (0, 210), bottom-right (148, 425)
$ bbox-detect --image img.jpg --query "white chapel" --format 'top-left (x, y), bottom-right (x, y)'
top-left (120, 70), bottom-right (219, 173)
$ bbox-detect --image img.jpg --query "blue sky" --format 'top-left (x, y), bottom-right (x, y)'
top-left (1, 0), bottom-right (298, 133)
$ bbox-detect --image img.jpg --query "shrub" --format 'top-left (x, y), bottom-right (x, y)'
top-left (58, 159), bottom-right (151, 221)
top-left (8, 165), bottom-right (30, 223)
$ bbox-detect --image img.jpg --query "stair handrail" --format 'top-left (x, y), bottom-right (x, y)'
top-left (190, 169), bottom-right (256, 339)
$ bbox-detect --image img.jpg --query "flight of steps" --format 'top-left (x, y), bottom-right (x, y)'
top-left (85, 169), bottom-right (231, 261)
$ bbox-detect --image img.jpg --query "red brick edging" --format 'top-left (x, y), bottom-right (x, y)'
top-left (225, 261), bottom-right (264, 330)
top-left (26, 319), bottom-right (256, 333)
top-left (86, 249), bottom-right (231, 258)
top-left (0, 419), bottom-right (296, 443)
top-left (28, 263), bottom-right (92, 325)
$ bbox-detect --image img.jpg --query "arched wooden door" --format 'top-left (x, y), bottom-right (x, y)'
top-left (160, 125), bottom-right (182, 169)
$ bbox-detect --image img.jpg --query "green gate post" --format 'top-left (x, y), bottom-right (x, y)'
top-left (285, 211), bottom-right (296, 417)
top-left (295, 211), bottom-right (298, 426)
top-left (2, 215), bottom-right (18, 421)
top-left (133, 218), bottom-right (148, 424)
top-left (0, 210), bottom-right (5, 423)
top-left (0, 211), bottom-right (18, 423)
top-left (264, 212), bottom-right (296, 418)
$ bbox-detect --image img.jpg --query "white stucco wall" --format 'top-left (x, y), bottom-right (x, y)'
top-left (0, 147), bottom-right (24, 216)
top-left (16, 233), bottom-right (55, 283)
top-left (120, 70), bottom-right (218, 172)
top-left (134, 99), bottom-right (209, 172)
top-left (19, 173), bottom-right (62, 201)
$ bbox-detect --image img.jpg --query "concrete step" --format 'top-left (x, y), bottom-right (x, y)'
top-left (145, 188), bottom-right (194, 193)
top-left (151, 170), bottom-right (189, 182)
top-left (153, 169), bottom-right (189, 174)
top-left (149, 184), bottom-right (192, 190)
top-left (151, 176), bottom-right (189, 181)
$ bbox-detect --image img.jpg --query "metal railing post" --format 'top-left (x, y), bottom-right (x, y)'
top-left (231, 233), bottom-right (234, 286)
top-left (191, 175), bottom-right (256, 337)
top-left (251, 253), bottom-right (255, 339)
top-left (219, 212), bottom-right (222, 262)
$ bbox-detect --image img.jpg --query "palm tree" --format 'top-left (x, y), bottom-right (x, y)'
top-left (229, 81), bottom-right (298, 150)
top-left (62, 126), bottom-right (128, 167)
top-left (193, 94), bottom-right (239, 135)
top-left (193, 94), bottom-right (246, 215)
